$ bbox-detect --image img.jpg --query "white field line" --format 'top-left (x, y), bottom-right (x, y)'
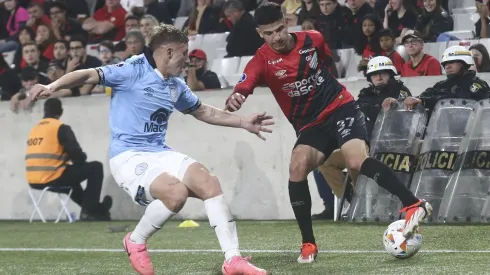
top-left (1, 248), bottom-right (490, 254)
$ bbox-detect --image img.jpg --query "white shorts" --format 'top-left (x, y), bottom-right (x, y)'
top-left (110, 150), bottom-right (196, 206)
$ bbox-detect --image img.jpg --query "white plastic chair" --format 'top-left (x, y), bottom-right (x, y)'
top-left (201, 33), bottom-right (229, 60)
top-left (28, 185), bottom-right (74, 223)
top-left (174, 17), bottom-right (187, 30)
top-left (2, 51), bottom-right (15, 67)
top-left (188, 35), bottom-right (203, 51)
top-left (237, 56), bottom-right (253, 73)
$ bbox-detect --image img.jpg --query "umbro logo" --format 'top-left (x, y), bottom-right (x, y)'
top-left (144, 87), bottom-right (155, 97)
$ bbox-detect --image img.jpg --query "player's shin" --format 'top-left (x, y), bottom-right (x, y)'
top-left (360, 157), bottom-right (419, 207)
top-left (289, 180), bottom-right (315, 244)
top-left (204, 194), bottom-right (240, 261)
top-left (130, 200), bottom-right (176, 244)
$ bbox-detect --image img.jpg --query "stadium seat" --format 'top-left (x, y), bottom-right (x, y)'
top-left (448, 0), bottom-right (477, 14)
top-left (395, 45), bottom-right (409, 62)
top-left (443, 30), bottom-right (475, 40)
top-left (28, 185), bottom-right (74, 223)
top-left (200, 33), bottom-right (229, 60)
top-left (334, 49), bottom-right (354, 78)
top-left (478, 38), bottom-right (490, 51)
top-left (2, 51), bottom-right (15, 67)
top-left (288, 26), bottom-right (302, 33)
top-left (345, 53), bottom-right (363, 79)
top-left (210, 57), bottom-right (240, 78)
top-left (174, 17), bottom-right (187, 30)
top-left (447, 39), bottom-right (478, 48)
top-left (86, 44), bottom-right (99, 58)
top-left (424, 42), bottom-right (448, 60)
top-left (238, 55), bottom-right (253, 73)
top-left (188, 35), bottom-right (203, 51)
top-left (453, 13), bottom-right (475, 32)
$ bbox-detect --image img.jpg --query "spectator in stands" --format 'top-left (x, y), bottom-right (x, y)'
top-left (48, 1), bottom-right (85, 41)
top-left (83, 0), bottom-right (127, 42)
top-left (298, 0), bottom-right (321, 25)
top-left (45, 60), bottom-right (73, 97)
top-left (131, 0), bottom-right (173, 24)
top-left (121, 0), bottom-right (144, 12)
top-left (35, 23), bottom-right (55, 60)
top-left (20, 42), bottom-right (49, 78)
top-left (354, 14), bottom-right (383, 73)
top-left (12, 26), bottom-right (35, 69)
top-left (400, 31), bottom-right (441, 76)
top-left (414, 0), bottom-right (453, 42)
top-left (45, 0), bottom-right (90, 20)
top-left (115, 15), bottom-right (140, 59)
top-left (0, 54), bottom-right (22, 101)
top-left (121, 29), bottom-right (146, 59)
top-left (345, 0), bottom-right (376, 47)
top-left (26, 98), bottom-right (112, 221)
top-left (184, 0), bottom-right (229, 35)
top-left (0, 0), bottom-right (29, 53)
top-left (10, 67), bottom-right (44, 112)
top-left (316, 0), bottom-right (351, 50)
top-left (52, 39), bottom-right (68, 65)
top-left (140, 14), bottom-right (159, 46)
top-left (385, 46), bottom-right (490, 120)
top-left (186, 49), bottom-right (221, 91)
top-left (282, 0), bottom-right (302, 26)
top-left (65, 37), bottom-right (102, 95)
top-left (470, 43), bottom-right (490, 73)
top-left (178, 0), bottom-right (195, 17)
top-left (224, 0), bottom-right (264, 57)
top-left (26, 2), bottom-right (51, 32)
top-left (475, 0), bottom-right (490, 39)
top-left (301, 18), bottom-right (316, 30)
top-left (383, 0), bottom-right (418, 44)
top-left (379, 28), bottom-right (404, 73)
top-left (92, 41), bottom-right (121, 95)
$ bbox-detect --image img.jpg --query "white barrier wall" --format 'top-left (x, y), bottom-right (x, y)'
top-left (1, 74), bottom-right (488, 220)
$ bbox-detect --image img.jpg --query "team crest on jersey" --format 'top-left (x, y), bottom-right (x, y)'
top-left (470, 83), bottom-right (481, 93)
top-left (309, 52), bottom-right (318, 69)
top-left (238, 73), bottom-right (247, 83)
top-left (170, 85), bottom-right (178, 102)
top-left (275, 70), bottom-right (287, 79)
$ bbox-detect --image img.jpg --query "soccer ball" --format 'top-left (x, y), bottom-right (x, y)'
top-left (382, 219), bottom-right (423, 259)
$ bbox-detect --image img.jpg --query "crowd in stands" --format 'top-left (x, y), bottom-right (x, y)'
top-left (1, 0), bottom-right (490, 111)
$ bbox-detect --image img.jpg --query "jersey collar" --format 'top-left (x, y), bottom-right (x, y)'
top-left (144, 47), bottom-right (168, 81)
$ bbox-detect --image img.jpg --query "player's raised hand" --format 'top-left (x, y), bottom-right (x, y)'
top-left (29, 84), bottom-right (53, 100)
top-left (225, 93), bottom-right (246, 112)
top-left (241, 112), bottom-right (274, 140)
top-left (403, 97), bottom-right (422, 111)
top-left (382, 97), bottom-right (397, 111)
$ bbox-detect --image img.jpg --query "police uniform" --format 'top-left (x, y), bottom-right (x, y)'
top-left (26, 117), bottom-right (109, 219)
top-left (418, 71), bottom-right (490, 118)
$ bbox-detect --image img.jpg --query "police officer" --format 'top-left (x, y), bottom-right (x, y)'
top-left (384, 46), bottom-right (490, 117)
top-left (26, 98), bottom-right (112, 221)
top-left (315, 56), bottom-right (412, 207)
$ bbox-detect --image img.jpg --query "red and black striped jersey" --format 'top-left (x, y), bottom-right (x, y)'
top-left (231, 30), bottom-right (354, 132)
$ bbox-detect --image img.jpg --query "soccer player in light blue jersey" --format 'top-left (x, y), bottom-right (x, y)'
top-left (28, 24), bottom-right (271, 275)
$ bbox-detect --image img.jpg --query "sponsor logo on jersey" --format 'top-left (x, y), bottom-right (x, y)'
top-left (299, 48), bottom-right (315, 55)
top-left (268, 58), bottom-right (283, 65)
top-left (238, 73), bottom-right (247, 83)
top-left (135, 163), bottom-right (148, 175)
top-left (131, 59), bottom-right (145, 65)
top-left (144, 87), bottom-right (155, 97)
top-left (281, 69), bottom-right (325, 97)
top-left (144, 108), bottom-right (170, 132)
top-left (275, 70), bottom-right (287, 78)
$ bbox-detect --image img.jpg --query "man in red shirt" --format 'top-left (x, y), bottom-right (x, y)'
top-left (400, 32), bottom-right (442, 77)
top-left (225, 2), bottom-right (432, 264)
top-left (26, 2), bottom-right (51, 32)
top-left (82, 0), bottom-right (127, 42)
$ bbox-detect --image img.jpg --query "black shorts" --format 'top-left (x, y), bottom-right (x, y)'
top-left (294, 101), bottom-right (369, 157)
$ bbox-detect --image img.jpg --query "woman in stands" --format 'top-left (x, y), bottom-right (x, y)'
top-left (354, 14), bottom-right (383, 74)
top-left (184, 0), bottom-right (229, 35)
top-left (0, 53), bottom-right (22, 101)
top-left (414, 0), bottom-right (453, 42)
top-left (383, 0), bottom-right (419, 44)
top-left (0, 0), bottom-right (29, 53)
top-left (139, 15), bottom-right (159, 46)
top-left (470, 43), bottom-right (490, 73)
top-left (35, 23), bottom-right (56, 61)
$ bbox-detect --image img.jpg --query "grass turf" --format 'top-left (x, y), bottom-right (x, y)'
top-left (0, 220), bottom-right (489, 275)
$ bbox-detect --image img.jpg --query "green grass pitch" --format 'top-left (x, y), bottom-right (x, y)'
top-left (1, 220), bottom-right (489, 275)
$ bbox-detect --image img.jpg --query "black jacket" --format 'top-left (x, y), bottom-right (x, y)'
top-left (226, 13), bottom-right (264, 57)
top-left (418, 71), bottom-right (490, 119)
top-left (315, 5), bottom-right (351, 50)
top-left (344, 2), bottom-right (376, 47)
top-left (415, 10), bottom-right (454, 42)
top-left (57, 124), bottom-right (87, 165)
top-left (357, 79), bottom-right (411, 136)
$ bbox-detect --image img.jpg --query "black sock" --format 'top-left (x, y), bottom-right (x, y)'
top-left (360, 157), bottom-right (419, 207)
top-left (289, 180), bottom-right (315, 244)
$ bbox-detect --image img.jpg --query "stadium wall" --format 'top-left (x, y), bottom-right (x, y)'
top-left (0, 75), bottom-right (485, 220)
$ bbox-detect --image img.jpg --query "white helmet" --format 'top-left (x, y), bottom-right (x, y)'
top-left (441, 45), bottom-right (474, 66)
top-left (366, 56), bottom-right (397, 78)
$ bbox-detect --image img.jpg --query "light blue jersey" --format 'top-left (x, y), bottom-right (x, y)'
top-left (97, 52), bottom-right (201, 158)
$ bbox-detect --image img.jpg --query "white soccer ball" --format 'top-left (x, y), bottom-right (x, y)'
top-left (382, 219), bottom-right (423, 259)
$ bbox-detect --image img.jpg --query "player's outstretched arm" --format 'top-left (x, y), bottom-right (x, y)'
top-left (191, 104), bottom-right (274, 140)
top-left (29, 69), bottom-right (100, 100)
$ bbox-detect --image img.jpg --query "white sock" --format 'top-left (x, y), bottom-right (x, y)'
top-left (130, 200), bottom-right (176, 244)
top-left (204, 194), bottom-right (241, 261)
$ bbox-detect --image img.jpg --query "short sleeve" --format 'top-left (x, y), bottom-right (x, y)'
top-left (96, 62), bottom-right (133, 89)
top-left (175, 83), bottom-right (201, 114)
top-left (233, 54), bottom-right (264, 97)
